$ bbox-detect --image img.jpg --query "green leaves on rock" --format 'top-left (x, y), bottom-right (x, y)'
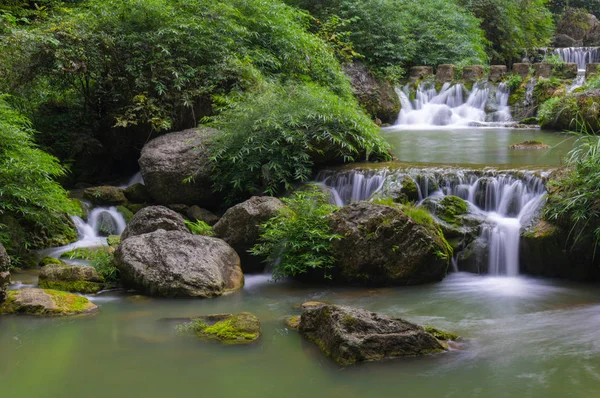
top-left (251, 186), bottom-right (341, 280)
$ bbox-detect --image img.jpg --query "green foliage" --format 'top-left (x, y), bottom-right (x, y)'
top-left (402, 205), bottom-right (436, 228)
top-left (459, 0), bottom-right (555, 62)
top-left (185, 220), bottom-right (214, 237)
top-left (61, 246), bottom-right (118, 282)
top-left (538, 96), bottom-right (579, 129)
top-left (506, 74), bottom-right (524, 91)
top-left (545, 119), bottom-right (600, 255)
top-left (584, 66), bottom-right (600, 90)
top-left (548, 1), bottom-right (600, 17)
top-left (251, 186), bottom-right (342, 280)
top-left (0, 95), bottom-right (77, 256)
top-left (286, 0), bottom-right (487, 73)
top-left (208, 81), bottom-right (390, 201)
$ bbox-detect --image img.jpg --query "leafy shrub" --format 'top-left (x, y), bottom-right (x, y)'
top-left (538, 96), bottom-right (579, 129)
top-left (506, 74), bottom-right (524, 91)
top-left (185, 220), bottom-right (214, 236)
top-left (251, 186), bottom-right (341, 280)
top-left (545, 119), bottom-right (600, 254)
top-left (61, 246), bottom-right (119, 282)
top-left (0, 95), bottom-right (77, 257)
top-left (208, 81), bottom-right (391, 201)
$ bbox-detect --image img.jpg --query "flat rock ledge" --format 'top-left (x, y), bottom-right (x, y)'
top-left (297, 303), bottom-right (456, 365)
top-left (0, 288), bottom-right (98, 316)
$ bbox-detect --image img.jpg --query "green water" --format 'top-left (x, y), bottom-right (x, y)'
top-left (382, 127), bottom-right (575, 167)
top-left (2, 273), bottom-right (600, 398)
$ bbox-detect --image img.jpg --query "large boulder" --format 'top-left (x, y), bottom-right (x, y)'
top-left (83, 186), bottom-right (127, 206)
top-left (556, 9), bottom-right (599, 46)
top-left (344, 62), bottom-right (401, 125)
top-left (328, 202), bottom-right (451, 285)
top-left (115, 230), bottom-right (244, 297)
top-left (299, 304), bottom-right (449, 365)
top-left (139, 128), bottom-right (219, 208)
top-left (38, 263), bottom-right (104, 294)
top-left (213, 196), bottom-right (285, 273)
top-left (0, 288), bottom-right (98, 316)
top-left (0, 243), bottom-right (10, 303)
top-left (121, 205), bottom-right (188, 240)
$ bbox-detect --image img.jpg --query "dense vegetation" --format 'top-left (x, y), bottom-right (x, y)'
top-left (0, 95), bottom-right (77, 264)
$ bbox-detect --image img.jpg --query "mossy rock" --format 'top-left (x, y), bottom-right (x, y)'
top-left (117, 205), bottom-right (134, 223)
top-left (0, 288), bottom-right (98, 316)
top-left (185, 313), bottom-right (261, 344)
top-left (107, 235), bottom-right (121, 247)
top-left (509, 141), bottom-right (550, 150)
top-left (393, 176), bottom-right (420, 203)
top-left (436, 195), bottom-right (468, 225)
top-left (124, 183), bottom-right (151, 204)
top-left (38, 263), bottom-right (104, 294)
top-left (285, 315), bottom-right (301, 329)
top-left (125, 203), bottom-right (147, 214)
top-left (424, 326), bottom-right (459, 341)
top-left (83, 186), bottom-right (127, 206)
top-left (38, 257), bottom-right (64, 267)
top-left (38, 279), bottom-right (103, 294)
top-left (519, 117), bottom-right (539, 125)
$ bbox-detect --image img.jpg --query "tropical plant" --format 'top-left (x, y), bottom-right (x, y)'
top-left (207, 81), bottom-right (391, 202)
top-left (185, 220), bottom-right (214, 236)
top-left (251, 186), bottom-right (342, 280)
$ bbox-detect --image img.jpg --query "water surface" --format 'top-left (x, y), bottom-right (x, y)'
top-left (2, 273), bottom-right (600, 398)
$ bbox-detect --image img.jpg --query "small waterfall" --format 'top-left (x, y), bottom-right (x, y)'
top-left (316, 167), bottom-right (547, 276)
top-left (120, 171), bottom-right (144, 188)
top-left (395, 81), bottom-right (512, 127)
top-left (553, 47), bottom-right (599, 71)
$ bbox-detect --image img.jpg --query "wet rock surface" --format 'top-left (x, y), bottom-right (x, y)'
top-left (121, 205), bottom-right (188, 240)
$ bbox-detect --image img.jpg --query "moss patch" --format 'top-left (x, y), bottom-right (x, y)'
top-left (188, 313), bottom-right (261, 344)
top-left (61, 247), bottom-right (113, 261)
top-left (39, 257), bottom-right (64, 267)
top-left (107, 235), bottom-right (121, 247)
top-left (437, 195), bottom-right (468, 225)
top-left (38, 279), bottom-right (103, 294)
top-left (0, 289), bottom-right (97, 316)
top-left (425, 326), bottom-right (459, 341)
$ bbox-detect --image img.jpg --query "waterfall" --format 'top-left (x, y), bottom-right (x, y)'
top-left (553, 47), bottom-right (599, 71)
top-left (316, 167), bottom-right (547, 276)
top-left (395, 81), bottom-right (512, 127)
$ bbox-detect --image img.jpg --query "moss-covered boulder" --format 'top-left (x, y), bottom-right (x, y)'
top-left (124, 183), bottom-right (151, 204)
top-left (539, 91), bottom-right (600, 132)
top-left (184, 313), bottom-right (260, 344)
top-left (116, 205), bottom-right (134, 224)
top-left (429, 195), bottom-right (468, 225)
top-left (38, 257), bottom-right (64, 267)
top-left (0, 243), bottom-right (10, 303)
top-left (328, 202), bottom-right (451, 285)
top-left (83, 186), bottom-right (127, 206)
top-left (0, 288), bottom-right (98, 316)
top-left (509, 141), bottom-right (550, 150)
top-left (38, 263), bottom-right (104, 294)
top-left (298, 304), bottom-right (450, 365)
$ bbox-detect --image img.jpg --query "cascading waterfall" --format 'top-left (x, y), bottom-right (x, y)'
top-left (395, 81), bottom-right (512, 127)
top-left (316, 168), bottom-right (547, 276)
top-left (554, 47), bottom-right (600, 91)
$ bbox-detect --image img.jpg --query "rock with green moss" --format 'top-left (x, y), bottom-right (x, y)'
top-left (38, 257), bottom-right (64, 267)
top-left (60, 247), bottom-right (113, 261)
top-left (97, 211), bottom-right (119, 236)
top-left (124, 183), bottom-right (151, 204)
top-left (328, 202), bottom-right (451, 285)
top-left (116, 205), bottom-right (134, 223)
top-left (0, 288), bottom-right (98, 316)
top-left (0, 243), bottom-right (10, 303)
top-left (185, 312), bottom-right (260, 344)
top-left (299, 304), bottom-right (447, 365)
top-left (107, 235), bottom-right (121, 247)
top-left (38, 263), bottom-right (104, 294)
top-left (83, 186), bottom-right (127, 206)
top-left (509, 141), bottom-right (550, 150)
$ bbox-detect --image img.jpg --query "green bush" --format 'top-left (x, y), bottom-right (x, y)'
top-left (251, 186), bottom-right (341, 280)
top-left (506, 74), bottom-right (524, 91)
top-left (545, 120), bottom-right (600, 254)
top-left (0, 94), bottom-right (77, 258)
top-left (208, 81), bottom-right (391, 202)
top-left (538, 96), bottom-right (579, 129)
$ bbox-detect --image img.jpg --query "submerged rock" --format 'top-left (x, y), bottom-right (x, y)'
top-left (509, 141), bottom-right (550, 150)
top-left (213, 196), bottom-right (285, 273)
top-left (299, 304), bottom-right (449, 365)
top-left (182, 312), bottom-right (261, 344)
top-left (0, 288), bottom-right (98, 316)
top-left (83, 186), bottom-right (127, 206)
top-left (38, 263), bottom-right (104, 294)
top-left (121, 205), bottom-right (188, 240)
top-left (115, 230), bottom-right (243, 297)
top-left (139, 128), bottom-right (219, 208)
top-left (0, 244), bottom-right (10, 303)
top-left (328, 202), bottom-right (451, 285)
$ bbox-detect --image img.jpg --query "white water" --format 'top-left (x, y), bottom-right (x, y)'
top-left (553, 47), bottom-right (599, 71)
top-left (395, 82), bottom-right (512, 127)
top-left (38, 205), bottom-right (127, 260)
top-left (316, 169), bottom-right (547, 276)
top-left (120, 171), bottom-right (144, 188)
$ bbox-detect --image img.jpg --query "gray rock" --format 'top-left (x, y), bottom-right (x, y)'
top-left (0, 243), bottom-right (10, 303)
top-left (409, 66), bottom-right (434, 84)
top-left (139, 128), bottom-right (219, 208)
top-left (38, 263), bottom-right (104, 294)
top-left (328, 202), bottom-right (451, 285)
top-left (554, 33), bottom-right (582, 48)
top-left (462, 65), bottom-right (485, 84)
top-left (124, 183), bottom-right (151, 204)
top-left (186, 206), bottom-right (219, 226)
top-left (436, 64), bottom-right (455, 83)
top-left (512, 63), bottom-right (531, 79)
top-left (121, 205), bottom-right (188, 240)
top-left (488, 65), bottom-right (507, 83)
top-left (299, 304), bottom-right (447, 365)
top-left (533, 63), bottom-right (552, 78)
top-left (83, 186), bottom-right (127, 206)
top-left (214, 196), bottom-right (285, 273)
top-left (115, 230), bottom-right (244, 297)
top-left (97, 211), bottom-right (119, 236)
